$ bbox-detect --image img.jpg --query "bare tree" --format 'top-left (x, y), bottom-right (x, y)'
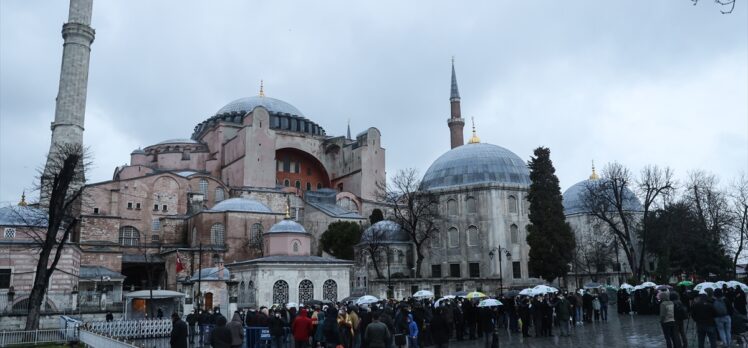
top-left (379, 169), bottom-right (439, 278)
top-left (692, 0), bottom-right (737, 14)
top-left (23, 143), bottom-right (87, 330)
top-left (582, 163), bottom-right (673, 280)
top-left (686, 171), bottom-right (733, 245)
top-left (359, 223), bottom-right (387, 279)
top-left (573, 220), bottom-right (615, 281)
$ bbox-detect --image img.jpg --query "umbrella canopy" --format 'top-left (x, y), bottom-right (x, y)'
top-left (583, 282), bottom-right (601, 289)
top-left (356, 295), bottom-right (380, 305)
top-left (413, 290), bottom-right (435, 299)
top-left (694, 282), bottom-right (718, 292)
top-left (286, 302), bottom-right (298, 309)
top-left (519, 288), bottom-right (536, 296)
top-left (478, 299), bottom-right (503, 307)
top-left (620, 283), bottom-right (634, 290)
top-left (640, 281), bottom-right (657, 288)
top-left (727, 280), bottom-right (748, 292)
top-left (715, 281), bottom-right (729, 289)
top-left (676, 280), bottom-right (694, 287)
top-left (434, 295), bottom-right (456, 307)
top-left (465, 291), bottom-right (487, 299)
top-left (452, 291), bottom-right (469, 297)
top-left (533, 285), bottom-right (558, 294)
top-left (341, 296), bottom-right (360, 303)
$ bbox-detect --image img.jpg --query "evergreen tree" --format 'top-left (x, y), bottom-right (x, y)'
top-left (319, 221), bottom-right (361, 260)
top-left (369, 208), bottom-right (384, 225)
top-left (526, 147), bottom-right (576, 282)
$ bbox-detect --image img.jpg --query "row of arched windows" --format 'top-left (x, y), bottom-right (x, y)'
top-left (271, 279), bottom-right (338, 304)
top-left (207, 222), bottom-right (265, 247)
top-left (445, 195), bottom-right (519, 216)
top-left (198, 179), bottom-right (226, 202)
top-left (430, 224), bottom-right (522, 249)
top-left (282, 179), bottom-right (323, 191)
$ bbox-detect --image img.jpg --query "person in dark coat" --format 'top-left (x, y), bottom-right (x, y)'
top-left (540, 297), bottom-right (553, 337)
top-left (365, 312), bottom-right (392, 348)
top-left (429, 308), bottom-right (449, 348)
top-left (198, 309), bottom-right (210, 344)
top-left (106, 311), bottom-right (114, 322)
top-left (453, 303), bottom-right (465, 341)
top-left (323, 306), bottom-right (341, 348)
top-left (582, 291), bottom-right (593, 323)
top-left (463, 301), bottom-right (477, 340)
top-left (555, 294), bottom-right (571, 337)
top-left (228, 312), bottom-right (245, 348)
top-left (170, 312), bottom-right (189, 348)
top-left (531, 296), bottom-right (543, 337)
top-left (518, 298), bottom-right (531, 337)
top-left (210, 316), bottom-right (233, 348)
top-left (186, 309), bottom-right (197, 344)
top-left (692, 293), bottom-right (718, 348)
top-left (269, 310), bottom-right (287, 348)
top-left (735, 286), bottom-right (747, 315)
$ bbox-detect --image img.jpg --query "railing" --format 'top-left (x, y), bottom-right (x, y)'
top-left (79, 329), bottom-right (139, 348)
top-left (0, 291), bottom-right (124, 315)
top-left (87, 318), bottom-right (172, 339)
top-left (0, 328), bottom-right (77, 347)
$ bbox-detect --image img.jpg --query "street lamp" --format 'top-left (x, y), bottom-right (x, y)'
top-left (488, 245), bottom-right (512, 295)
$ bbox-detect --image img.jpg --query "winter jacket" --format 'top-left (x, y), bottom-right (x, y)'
top-left (210, 317), bottom-right (233, 348)
top-left (228, 313), bottom-right (245, 346)
top-left (364, 321), bottom-right (391, 348)
top-left (292, 309), bottom-right (314, 341)
top-left (555, 298), bottom-right (571, 321)
top-left (659, 299), bottom-right (675, 323)
top-left (692, 296), bottom-right (717, 327)
top-left (269, 315), bottom-right (286, 337)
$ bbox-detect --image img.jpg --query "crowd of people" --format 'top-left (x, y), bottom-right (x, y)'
top-left (167, 283), bottom-right (748, 348)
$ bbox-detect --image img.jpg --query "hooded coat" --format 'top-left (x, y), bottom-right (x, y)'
top-left (292, 308), bottom-right (314, 341)
top-left (228, 312), bottom-right (245, 346)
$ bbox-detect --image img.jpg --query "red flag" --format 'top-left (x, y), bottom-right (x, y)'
top-left (176, 251), bottom-right (184, 273)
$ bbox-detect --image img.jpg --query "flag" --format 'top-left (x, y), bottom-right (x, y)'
top-left (176, 251), bottom-right (184, 273)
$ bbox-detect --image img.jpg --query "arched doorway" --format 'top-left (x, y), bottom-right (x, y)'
top-left (204, 292), bottom-right (213, 311)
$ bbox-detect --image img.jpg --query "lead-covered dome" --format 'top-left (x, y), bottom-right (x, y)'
top-left (563, 179), bottom-right (643, 215)
top-left (362, 220), bottom-right (410, 242)
top-left (216, 96), bottom-right (304, 117)
top-left (421, 143), bottom-right (530, 191)
top-left (268, 219), bottom-right (307, 234)
top-left (210, 198), bottom-right (272, 213)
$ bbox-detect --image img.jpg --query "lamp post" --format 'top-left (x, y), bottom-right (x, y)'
top-left (489, 245), bottom-right (511, 295)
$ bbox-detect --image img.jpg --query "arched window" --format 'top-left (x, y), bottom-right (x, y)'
top-left (199, 179), bottom-right (209, 195)
top-left (306, 182), bottom-right (312, 191)
top-left (298, 279), bottom-right (314, 303)
top-left (250, 223), bottom-right (263, 247)
top-left (466, 197), bottom-right (477, 214)
top-left (448, 227), bottom-right (459, 248)
top-left (510, 224), bottom-right (519, 244)
top-left (119, 226), bottom-right (140, 246)
top-left (431, 230), bottom-right (441, 248)
top-left (211, 223), bottom-right (225, 246)
top-left (273, 280), bottom-right (289, 304)
top-left (215, 188), bottom-right (225, 202)
top-left (323, 279), bottom-right (338, 301)
top-left (337, 197), bottom-right (358, 212)
top-left (508, 195), bottom-right (518, 214)
top-left (293, 241), bottom-right (300, 253)
top-left (284, 179), bottom-right (290, 187)
top-left (295, 180), bottom-right (301, 189)
top-left (467, 225), bottom-right (479, 246)
top-left (447, 199), bottom-right (457, 216)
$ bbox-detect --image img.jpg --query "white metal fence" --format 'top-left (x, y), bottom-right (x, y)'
top-left (79, 329), bottom-right (139, 348)
top-left (87, 318), bottom-right (172, 339)
top-left (0, 328), bottom-right (77, 347)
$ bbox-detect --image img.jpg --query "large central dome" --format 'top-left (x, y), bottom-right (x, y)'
top-left (421, 143), bottom-right (530, 191)
top-left (216, 96), bottom-right (305, 117)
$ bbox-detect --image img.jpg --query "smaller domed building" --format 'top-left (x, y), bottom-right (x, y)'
top-left (226, 215), bottom-right (352, 308)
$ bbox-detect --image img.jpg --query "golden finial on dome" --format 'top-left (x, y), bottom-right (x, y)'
top-left (589, 160), bottom-right (600, 180)
top-left (468, 117), bottom-right (481, 144)
top-left (259, 80), bottom-right (265, 97)
top-left (285, 198), bottom-right (291, 219)
top-left (18, 191), bottom-right (27, 206)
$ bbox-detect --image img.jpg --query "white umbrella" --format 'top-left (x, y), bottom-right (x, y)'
top-left (433, 295), bottom-right (456, 307)
top-left (519, 288), bottom-right (536, 296)
top-left (633, 285), bottom-right (644, 291)
top-left (715, 281), bottom-right (729, 289)
top-left (620, 283), bottom-right (634, 290)
top-left (355, 295), bottom-right (380, 305)
top-left (478, 299), bottom-right (503, 307)
top-left (413, 290), bottom-right (435, 299)
top-left (533, 285), bottom-right (559, 294)
top-left (640, 281), bottom-right (657, 288)
top-left (694, 282), bottom-right (718, 292)
top-left (286, 302), bottom-right (298, 309)
top-left (727, 280), bottom-right (748, 292)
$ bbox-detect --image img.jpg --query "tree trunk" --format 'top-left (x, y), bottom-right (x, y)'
top-left (415, 246), bottom-right (424, 278)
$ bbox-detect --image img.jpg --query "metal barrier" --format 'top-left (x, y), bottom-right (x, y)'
top-left (87, 318), bottom-right (172, 339)
top-left (245, 326), bottom-right (272, 348)
top-left (0, 328), bottom-right (77, 347)
top-left (79, 330), bottom-right (140, 348)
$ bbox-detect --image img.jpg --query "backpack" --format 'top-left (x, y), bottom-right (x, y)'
top-left (674, 302), bottom-right (689, 321)
top-left (713, 299), bottom-right (729, 317)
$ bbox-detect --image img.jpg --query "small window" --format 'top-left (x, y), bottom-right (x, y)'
top-left (211, 224), bottom-right (225, 246)
top-left (447, 199), bottom-right (457, 216)
top-left (283, 157), bottom-right (290, 172)
top-left (431, 231), bottom-right (441, 248)
top-left (0, 269), bottom-right (10, 289)
top-left (293, 242), bottom-right (299, 253)
top-left (93, 207), bottom-right (99, 215)
top-left (135, 203), bottom-right (141, 210)
top-left (3, 228), bottom-right (16, 239)
top-left (182, 151), bottom-right (190, 160)
top-left (466, 197), bottom-right (476, 213)
top-left (119, 226), bottom-right (140, 246)
top-left (215, 188), bottom-right (225, 202)
top-left (153, 204), bottom-right (159, 211)
top-left (151, 218), bottom-right (161, 231)
top-left (467, 226), bottom-right (479, 246)
top-left (512, 262), bottom-right (521, 279)
top-left (469, 263), bottom-right (480, 278)
top-left (277, 161), bottom-right (283, 172)
top-left (510, 224), bottom-right (519, 244)
top-left (199, 179), bottom-right (209, 195)
top-left (127, 202), bottom-right (133, 210)
top-left (431, 264), bottom-right (442, 278)
top-left (162, 204), bottom-right (168, 212)
top-left (284, 179), bottom-right (290, 187)
top-left (151, 234), bottom-right (160, 243)
top-left (508, 196), bottom-right (518, 214)
top-left (448, 227), bottom-right (459, 248)
top-left (449, 263), bottom-right (461, 277)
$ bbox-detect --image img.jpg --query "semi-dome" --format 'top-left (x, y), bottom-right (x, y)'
top-left (216, 96), bottom-right (305, 117)
top-left (421, 143), bottom-right (531, 191)
top-left (210, 198), bottom-right (272, 213)
top-left (268, 219), bottom-right (307, 234)
top-left (362, 220), bottom-right (410, 243)
top-left (156, 138), bottom-right (200, 145)
top-left (563, 178), bottom-right (643, 215)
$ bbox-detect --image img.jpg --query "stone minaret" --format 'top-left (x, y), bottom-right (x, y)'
top-left (448, 59), bottom-right (464, 149)
top-left (41, 0), bottom-right (95, 205)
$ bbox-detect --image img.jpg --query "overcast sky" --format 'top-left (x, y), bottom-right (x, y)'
top-left (1, 0), bottom-right (746, 205)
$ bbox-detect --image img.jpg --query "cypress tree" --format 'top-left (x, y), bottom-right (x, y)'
top-left (526, 147), bottom-right (576, 282)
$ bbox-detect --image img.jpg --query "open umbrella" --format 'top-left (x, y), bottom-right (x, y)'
top-left (676, 280), bottom-right (694, 287)
top-left (478, 299), bottom-right (503, 307)
top-left (465, 291), bottom-right (487, 299)
top-left (286, 302), bottom-right (299, 309)
top-left (533, 285), bottom-right (558, 294)
top-left (519, 288), bottom-right (536, 296)
top-left (694, 282), bottom-right (718, 292)
top-left (640, 281), bottom-right (657, 288)
top-left (620, 283), bottom-right (634, 290)
top-left (356, 295), bottom-right (380, 305)
top-left (727, 280), bottom-right (748, 292)
top-left (452, 291), bottom-right (469, 297)
top-left (433, 295), bottom-right (456, 307)
top-left (413, 290), bottom-right (434, 299)
top-left (715, 281), bottom-right (729, 289)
